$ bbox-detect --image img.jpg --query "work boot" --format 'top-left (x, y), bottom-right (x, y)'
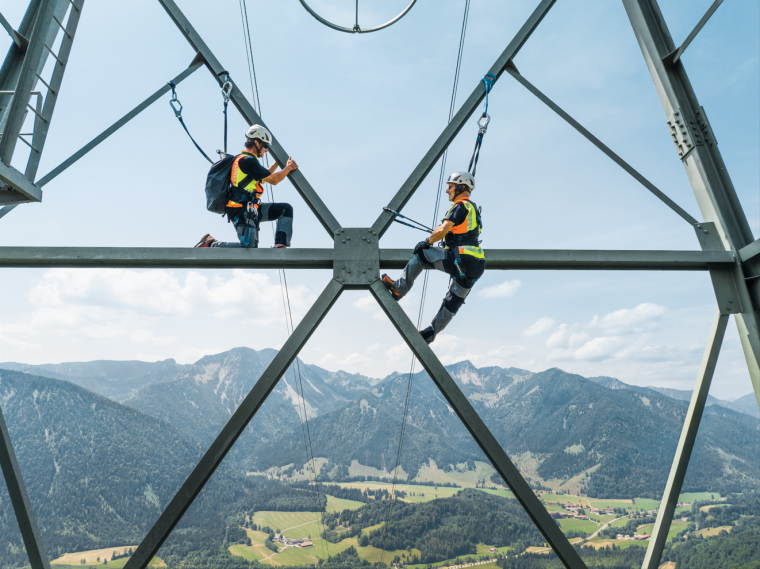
top-left (381, 274), bottom-right (402, 301)
top-left (195, 234), bottom-right (217, 248)
top-left (274, 244), bottom-right (287, 249)
top-left (419, 326), bottom-right (435, 344)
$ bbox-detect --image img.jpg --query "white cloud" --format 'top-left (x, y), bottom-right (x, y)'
top-left (522, 317), bottom-right (555, 337)
top-left (385, 342), bottom-right (411, 363)
top-left (478, 280), bottom-right (521, 299)
top-left (319, 352), bottom-right (375, 370)
top-left (352, 293), bottom-right (386, 320)
top-left (590, 303), bottom-right (667, 333)
top-left (8, 268), bottom-right (315, 352)
top-left (353, 295), bottom-right (376, 311)
top-left (573, 336), bottom-right (626, 361)
top-left (546, 324), bottom-right (569, 348)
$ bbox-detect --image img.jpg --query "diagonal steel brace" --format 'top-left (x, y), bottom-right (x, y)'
top-left (124, 279), bottom-right (344, 569)
top-left (369, 278), bottom-right (587, 569)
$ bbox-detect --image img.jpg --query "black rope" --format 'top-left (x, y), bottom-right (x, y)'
top-left (380, 1), bottom-right (471, 563)
top-left (238, 0), bottom-right (329, 558)
top-left (168, 81), bottom-right (213, 164)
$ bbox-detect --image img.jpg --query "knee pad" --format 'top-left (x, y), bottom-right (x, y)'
top-left (442, 291), bottom-right (465, 314)
top-left (415, 249), bottom-right (435, 267)
top-left (283, 203), bottom-right (293, 218)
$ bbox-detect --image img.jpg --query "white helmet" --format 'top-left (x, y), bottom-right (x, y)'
top-left (447, 172), bottom-right (475, 192)
top-left (245, 124), bottom-right (273, 145)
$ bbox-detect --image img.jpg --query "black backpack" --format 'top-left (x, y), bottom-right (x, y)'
top-left (205, 154), bottom-right (237, 214)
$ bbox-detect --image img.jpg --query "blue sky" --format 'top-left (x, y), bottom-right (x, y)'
top-left (1, 0), bottom-right (758, 400)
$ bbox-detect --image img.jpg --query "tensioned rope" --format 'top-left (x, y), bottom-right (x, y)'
top-left (380, 1), bottom-right (471, 563)
top-left (238, 0), bottom-right (329, 558)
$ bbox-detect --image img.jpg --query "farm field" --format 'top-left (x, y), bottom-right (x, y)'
top-left (228, 529), bottom-right (273, 563)
top-left (414, 460), bottom-right (498, 486)
top-left (51, 548), bottom-right (164, 568)
top-left (637, 520), bottom-right (688, 542)
top-left (699, 503), bottom-right (731, 512)
top-left (325, 494), bottom-right (365, 512)
top-left (557, 518), bottom-right (600, 536)
top-left (251, 511), bottom-right (322, 540)
top-left (679, 492), bottom-right (722, 503)
top-left (583, 539), bottom-right (648, 551)
top-left (695, 525), bottom-right (733, 538)
top-left (337, 481), bottom-right (462, 501)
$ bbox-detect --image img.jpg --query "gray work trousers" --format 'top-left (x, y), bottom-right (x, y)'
top-left (213, 203), bottom-right (293, 248)
top-left (394, 247), bottom-right (474, 344)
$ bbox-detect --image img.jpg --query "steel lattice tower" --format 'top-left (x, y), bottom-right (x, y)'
top-left (0, 1), bottom-right (758, 568)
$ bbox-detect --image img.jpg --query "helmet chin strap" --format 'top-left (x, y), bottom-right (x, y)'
top-left (453, 185), bottom-right (469, 200)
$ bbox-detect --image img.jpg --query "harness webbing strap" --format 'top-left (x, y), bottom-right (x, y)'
top-left (168, 81), bottom-right (214, 164)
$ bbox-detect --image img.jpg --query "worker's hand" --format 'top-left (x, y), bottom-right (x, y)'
top-left (413, 239), bottom-right (431, 255)
top-left (285, 157), bottom-right (298, 172)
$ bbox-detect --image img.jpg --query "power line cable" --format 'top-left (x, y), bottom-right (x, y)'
top-left (380, 1), bottom-right (471, 563)
top-left (238, 0), bottom-right (329, 558)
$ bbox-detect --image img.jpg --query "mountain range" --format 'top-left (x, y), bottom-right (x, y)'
top-left (3, 349), bottom-right (758, 501)
top-left (0, 369), bottom-right (326, 569)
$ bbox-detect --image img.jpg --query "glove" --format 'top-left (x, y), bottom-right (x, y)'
top-left (414, 239), bottom-right (431, 255)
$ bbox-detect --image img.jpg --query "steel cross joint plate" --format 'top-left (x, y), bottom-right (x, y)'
top-left (694, 222), bottom-right (742, 315)
top-left (333, 228), bottom-right (380, 288)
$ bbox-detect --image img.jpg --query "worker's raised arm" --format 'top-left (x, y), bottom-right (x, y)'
top-left (428, 220), bottom-right (454, 244)
top-left (263, 157), bottom-right (298, 186)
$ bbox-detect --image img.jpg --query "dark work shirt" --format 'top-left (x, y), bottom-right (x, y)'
top-left (238, 154), bottom-right (271, 182)
top-left (444, 202), bottom-right (469, 226)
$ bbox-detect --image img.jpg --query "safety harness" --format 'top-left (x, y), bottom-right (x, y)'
top-left (444, 197), bottom-right (484, 278)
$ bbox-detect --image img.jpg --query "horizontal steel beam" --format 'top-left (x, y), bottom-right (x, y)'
top-left (0, 161), bottom-right (41, 203)
top-left (0, 247), bottom-right (335, 269)
top-left (380, 248), bottom-right (734, 271)
top-left (0, 247), bottom-right (734, 270)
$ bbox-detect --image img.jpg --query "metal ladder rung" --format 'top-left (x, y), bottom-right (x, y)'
top-left (17, 135), bottom-right (40, 153)
top-left (52, 15), bottom-right (71, 38)
top-left (68, 0), bottom-right (80, 11)
top-left (35, 74), bottom-right (57, 95)
top-left (26, 104), bottom-right (48, 124)
top-left (43, 44), bottom-right (64, 66)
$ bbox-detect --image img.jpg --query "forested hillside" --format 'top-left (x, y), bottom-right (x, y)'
top-left (324, 489), bottom-right (542, 564)
top-left (4, 350), bottom-right (759, 506)
top-left (123, 348), bottom-right (379, 464)
top-left (0, 359), bottom-right (188, 401)
top-left (255, 362), bottom-right (760, 498)
top-left (0, 370), bottom-right (321, 569)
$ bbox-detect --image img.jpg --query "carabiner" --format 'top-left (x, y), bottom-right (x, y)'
top-left (169, 97), bottom-right (183, 119)
top-left (221, 80), bottom-right (232, 102)
top-left (219, 72), bottom-right (233, 102)
top-left (477, 113), bottom-right (490, 132)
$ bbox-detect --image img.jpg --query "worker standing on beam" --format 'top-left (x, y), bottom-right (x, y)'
top-left (382, 172), bottom-right (485, 344)
top-left (195, 125), bottom-right (298, 248)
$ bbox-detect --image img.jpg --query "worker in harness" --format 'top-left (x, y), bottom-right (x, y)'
top-left (195, 124), bottom-right (298, 248)
top-left (382, 172), bottom-right (485, 344)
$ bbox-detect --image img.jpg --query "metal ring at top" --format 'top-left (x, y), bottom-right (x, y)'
top-left (298, 0), bottom-right (418, 34)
